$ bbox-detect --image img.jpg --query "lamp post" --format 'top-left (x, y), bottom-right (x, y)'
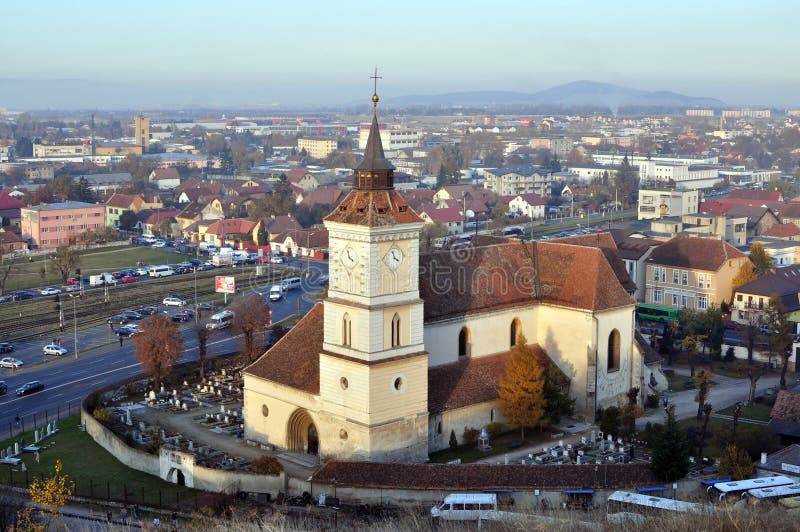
top-left (69, 294), bottom-right (79, 359)
top-left (193, 266), bottom-right (198, 323)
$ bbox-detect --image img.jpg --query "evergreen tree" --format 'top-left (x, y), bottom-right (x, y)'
top-left (651, 405), bottom-right (691, 482)
top-left (449, 429), bottom-right (458, 451)
top-left (749, 242), bottom-right (773, 275)
top-left (542, 363), bottom-right (575, 425)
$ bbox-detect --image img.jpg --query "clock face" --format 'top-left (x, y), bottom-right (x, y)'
top-left (383, 245), bottom-right (404, 271)
top-left (341, 245), bottom-right (359, 269)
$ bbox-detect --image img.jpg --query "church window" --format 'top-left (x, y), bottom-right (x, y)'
top-left (458, 327), bottom-right (471, 358)
top-left (393, 376), bottom-right (404, 392)
top-left (340, 377), bottom-right (349, 390)
top-left (342, 313), bottom-right (352, 346)
top-left (510, 318), bottom-right (521, 348)
top-left (339, 429), bottom-right (348, 440)
top-left (607, 329), bottom-right (621, 372)
top-left (391, 313), bottom-right (401, 347)
top-left (261, 404), bottom-right (269, 417)
top-left (437, 422), bottom-right (442, 435)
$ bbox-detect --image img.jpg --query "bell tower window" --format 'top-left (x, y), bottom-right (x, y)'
top-left (391, 313), bottom-right (400, 347)
top-left (342, 313), bottom-right (352, 347)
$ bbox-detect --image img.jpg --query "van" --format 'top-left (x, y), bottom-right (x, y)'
top-left (281, 277), bottom-right (302, 291)
top-left (431, 493), bottom-right (498, 521)
top-left (269, 285), bottom-right (283, 301)
top-left (149, 265), bottom-right (175, 278)
top-left (140, 234), bottom-right (157, 244)
top-left (206, 310), bottom-right (235, 330)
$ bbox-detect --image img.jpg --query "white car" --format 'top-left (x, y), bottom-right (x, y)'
top-left (152, 239), bottom-right (166, 248)
top-left (162, 297), bottom-right (187, 307)
top-left (270, 256), bottom-right (285, 264)
top-left (40, 287), bottom-right (62, 295)
top-left (0, 357), bottom-right (22, 368)
top-left (43, 344), bottom-right (69, 356)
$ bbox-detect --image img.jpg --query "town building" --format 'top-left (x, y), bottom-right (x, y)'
top-left (482, 165), bottom-right (553, 196)
top-left (731, 265), bottom-right (800, 332)
top-left (21, 201), bottom-right (106, 249)
top-left (297, 137), bottom-right (337, 160)
top-left (529, 137), bottom-right (573, 157)
top-left (135, 114), bottom-right (151, 152)
top-left (686, 109), bottom-right (714, 117)
top-left (358, 123), bottom-right (423, 151)
top-left (33, 141), bottom-right (91, 158)
top-left (637, 188), bottom-right (699, 220)
top-left (508, 194), bottom-right (549, 220)
top-left (610, 230), bottom-right (661, 302)
top-left (93, 142), bottom-right (142, 157)
top-left (149, 168), bottom-right (181, 190)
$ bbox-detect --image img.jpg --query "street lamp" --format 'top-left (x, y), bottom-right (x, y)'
top-left (193, 266), bottom-right (198, 323)
top-left (69, 294), bottom-right (80, 359)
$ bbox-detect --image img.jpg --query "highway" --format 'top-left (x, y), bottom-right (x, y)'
top-left (0, 259), bottom-right (328, 438)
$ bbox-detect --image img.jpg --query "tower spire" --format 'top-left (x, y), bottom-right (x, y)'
top-left (354, 67), bottom-right (394, 190)
top-left (370, 66), bottom-right (382, 115)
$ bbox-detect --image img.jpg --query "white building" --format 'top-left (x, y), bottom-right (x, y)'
top-left (637, 189), bottom-right (699, 220)
top-left (482, 165), bottom-right (553, 196)
top-left (358, 124), bottom-right (423, 151)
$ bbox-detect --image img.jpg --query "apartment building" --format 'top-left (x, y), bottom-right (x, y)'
top-left (686, 109), bottom-right (714, 117)
top-left (529, 137), bottom-right (573, 157)
top-left (21, 201), bottom-right (106, 249)
top-left (297, 137), bottom-right (337, 160)
top-left (482, 165), bottom-right (552, 196)
top-left (33, 142), bottom-right (91, 158)
top-left (637, 188), bottom-right (698, 220)
top-left (731, 265), bottom-right (800, 332)
top-left (358, 124), bottom-right (423, 151)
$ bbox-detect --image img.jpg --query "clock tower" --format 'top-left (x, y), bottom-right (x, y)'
top-left (318, 79), bottom-right (429, 461)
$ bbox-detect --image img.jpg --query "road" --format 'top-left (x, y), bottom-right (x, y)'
top-left (0, 259), bottom-right (328, 437)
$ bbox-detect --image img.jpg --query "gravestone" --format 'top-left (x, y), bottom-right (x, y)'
top-left (217, 389), bottom-right (222, 396)
top-left (0, 449), bottom-right (5, 459)
top-left (148, 390), bottom-right (156, 401)
top-left (139, 421), bottom-right (146, 432)
top-left (224, 416), bottom-right (230, 424)
top-left (173, 389), bottom-right (178, 397)
top-left (220, 404), bottom-right (225, 413)
top-left (222, 369), bottom-right (226, 377)
top-left (183, 380), bottom-right (188, 387)
top-left (14, 443), bottom-right (19, 455)
top-left (160, 429), bottom-right (166, 440)
top-left (126, 410), bottom-right (133, 426)
top-left (160, 385), bottom-right (165, 395)
top-left (137, 433), bottom-right (143, 444)
top-left (188, 441), bottom-right (194, 451)
top-left (34, 430), bottom-right (40, 444)
top-left (6, 446), bottom-right (11, 457)
top-left (182, 403), bottom-right (188, 411)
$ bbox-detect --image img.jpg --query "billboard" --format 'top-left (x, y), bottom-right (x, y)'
top-left (215, 276), bottom-right (235, 294)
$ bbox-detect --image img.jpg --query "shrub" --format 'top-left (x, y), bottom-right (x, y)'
top-left (486, 422), bottom-right (505, 437)
top-left (462, 427), bottom-right (480, 445)
top-left (724, 346), bottom-right (735, 362)
top-left (718, 444), bottom-right (755, 480)
top-left (641, 422), bottom-right (664, 448)
top-left (449, 429), bottom-right (458, 451)
top-left (599, 406), bottom-right (621, 438)
top-left (251, 456), bottom-right (283, 476)
top-left (92, 407), bottom-right (113, 426)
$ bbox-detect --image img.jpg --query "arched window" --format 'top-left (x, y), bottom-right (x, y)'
top-left (607, 329), bottom-right (620, 372)
top-left (458, 327), bottom-right (471, 358)
top-left (391, 313), bottom-right (401, 347)
top-left (342, 313), bottom-right (352, 347)
top-left (510, 318), bottom-right (521, 348)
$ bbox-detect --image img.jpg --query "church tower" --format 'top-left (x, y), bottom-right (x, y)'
top-left (318, 76), bottom-right (429, 461)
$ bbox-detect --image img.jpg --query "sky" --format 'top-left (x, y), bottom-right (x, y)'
top-left (1, 0), bottom-right (799, 109)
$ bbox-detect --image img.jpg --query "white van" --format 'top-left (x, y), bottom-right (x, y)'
top-left (431, 493), bottom-right (498, 521)
top-left (206, 310), bottom-right (235, 330)
top-left (269, 285), bottom-right (283, 301)
top-left (140, 234), bottom-right (157, 244)
top-left (149, 265), bottom-right (175, 278)
top-left (281, 277), bottom-right (302, 291)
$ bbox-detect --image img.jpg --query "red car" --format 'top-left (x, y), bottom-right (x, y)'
top-left (120, 276), bottom-right (138, 284)
top-left (66, 277), bottom-right (80, 285)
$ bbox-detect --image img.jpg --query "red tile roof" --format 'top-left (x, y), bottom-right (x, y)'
top-left (300, 184), bottom-right (346, 207)
top-left (150, 168), bottom-right (180, 180)
top-left (324, 190), bottom-right (423, 227)
top-left (646, 236), bottom-right (747, 272)
top-left (516, 193), bottom-right (549, 206)
top-left (728, 189), bottom-right (783, 202)
top-left (273, 228), bottom-right (329, 248)
top-left (763, 222), bottom-right (800, 238)
top-left (310, 461), bottom-right (659, 491)
top-left (144, 209), bottom-right (180, 224)
top-left (0, 190), bottom-right (24, 210)
top-left (550, 233), bottom-right (636, 293)
top-left (204, 218), bottom-right (257, 236)
top-left (421, 206), bottom-right (463, 224)
top-left (771, 390), bottom-right (800, 422)
top-left (244, 303), bottom-right (323, 394)
top-left (105, 193), bottom-right (141, 209)
top-left (265, 215), bottom-right (301, 234)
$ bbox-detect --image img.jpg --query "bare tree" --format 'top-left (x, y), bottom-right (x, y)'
top-left (232, 293), bottom-right (271, 363)
top-left (133, 314), bottom-right (184, 390)
top-left (192, 316), bottom-right (216, 381)
top-left (0, 261), bottom-right (15, 295)
top-left (747, 366), bottom-right (765, 406)
top-left (49, 246), bottom-right (81, 284)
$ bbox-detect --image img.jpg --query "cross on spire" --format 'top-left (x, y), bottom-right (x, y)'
top-left (370, 66), bottom-right (382, 112)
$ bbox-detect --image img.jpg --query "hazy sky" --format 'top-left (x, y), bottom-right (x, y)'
top-left (2, 0), bottom-right (799, 107)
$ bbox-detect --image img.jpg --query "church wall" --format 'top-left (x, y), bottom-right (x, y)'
top-left (243, 375), bottom-right (320, 448)
top-left (367, 355), bottom-right (429, 425)
top-left (428, 401), bottom-right (508, 453)
top-left (320, 354), bottom-right (371, 423)
top-left (423, 306), bottom-right (537, 367)
top-left (594, 306), bottom-right (638, 413)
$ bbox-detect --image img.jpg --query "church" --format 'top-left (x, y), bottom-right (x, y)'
top-left (242, 89), bottom-right (659, 463)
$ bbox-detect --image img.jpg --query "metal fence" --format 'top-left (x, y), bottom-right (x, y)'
top-left (5, 400), bottom-right (78, 441)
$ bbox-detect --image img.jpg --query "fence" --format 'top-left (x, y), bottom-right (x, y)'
top-left (5, 401), bottom-right (78, 441)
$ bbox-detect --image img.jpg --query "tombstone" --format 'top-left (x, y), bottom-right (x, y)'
top-left (173, 389), bottom-right (178, 398)
top-left (559, 439), bottom-right (563, 448)
top-left (551, 450), bottom-right (558, 458)
top-left (217, 389), bottom-right (222, 396)
top-left (34, 430), bottom-right (40, 444)
top-left (607, 434), bottom-right (613, 442)
top-left (577, 455), bottom-right (582, 465)
top-left (48, 422), bottom-right (53, 435)
top-left (618, 446), bottom-right (624, 453)
top-left (160, 385), bottom-right (165, 395)
top-left (6, 446), bottom-right (12, 458)
top-left (0, 449), bottom-right (5, 459)
top-left (188, 441), bottom-right (194, 452)
top-left (182, 402), bottom-right (188, 411)
top-left (139, 421), bottom-right (146, 432)
top-left (148, 390), bottom-right (156, 401)
top-left (617, 437), bottom-right (623, 446)
top-left (160, 429), bottom-right (166, 440)
top-left (183, 380), bottom-right (188, 387)
top-left (578, 450), bottom-right (584, 456)
top-left (224, 416), bottom-right (230, 424)
top-left (591, 431), bottom-right (597, 443)
top-left (126, 409), bottom-right (133, 426)
top-left (201, 386), bottom-right (207, 393)
top-left (228, 385), bottom-right (233, 392)
top-left (137, 433), bottom-right (143, 444)
top-left (14, 443), bottom-right (19, 455)
top-left (222, 369), bottom-right (226, 377)
top-left (220, 404), bottom-right (225, 413)
top-left (20, 462), bottom-right (26, 472)
top-left (581, 437), bottom-right (587, 445)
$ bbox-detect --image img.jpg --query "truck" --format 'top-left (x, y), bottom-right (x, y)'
top-left (89, 273), bottom-right (118, 286)
top-left (211, 252), bottom-right (232, 267)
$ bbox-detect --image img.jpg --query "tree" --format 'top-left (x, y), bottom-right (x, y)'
top-left (49, 246), bottom-right (81, 283)
top-left (118, 210), bottom-right (139, 231)
top-left (746, 366), bottom-right (765, 406)
top-left (158, 217), bottom-right (176, 238)
top-left (681, 335), bottom-right (702, 377)
top-left (27, 459), bottom-right (74, 528)
top-left (0, 261), bottom-right (16, 296)
top-left (599, 406), bottom-right (621, 438)
top-left (542, 363), bottom-right (575, 426)
top-left (192, 316), bottom-right (216, 381)
top-left (693, 370), bottom-right (712, 420)
top-left (255, 219), bottom-right (269, 247)
top-left (696, 403), bottom-right (713, 461)
top-left (741, 314), bottom-right (762, 365)
top-left (79, 228), bottom-right (97, 245)
top-left (420, 223), bottom-right (448, 253)
top-left (498, 333), bottom-right (546, 440)
top-left (232, 293), bottom-right (271, 363)
top-left (762, 294), bottom-right (793, 389)
top-left (718, 443), bottom-right (755, 480)
top-left (133, 314), bottom-right (184, 390)
top-left (615, 155), bottom-right (637, 208)
top-left (749, 242), bottom-right (773, 275)
top-left (619, 387), bottom-right (643, 438)
top-left (449, 429), bottom-right (458, 451)
top-left (731, 263), bottom-right (758, 297)
top-left (651, 405), bottom-right (691, 482)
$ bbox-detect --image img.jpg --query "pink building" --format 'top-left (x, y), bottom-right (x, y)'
top-left (21, 201), bottom-right (106, 249)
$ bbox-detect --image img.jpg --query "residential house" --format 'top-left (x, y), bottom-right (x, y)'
top-left (202, 218), bottom-right (258, 248)
top-left (177, 187), bottom-right (215, 204)
top-left (175, 202), bottom-right (206, 231)
top-left (269, 227), bottom-right (329, 257)
top-left (79, 172), bottom-right (133, 195)
top-left (105, 193), bottom-right (145, 229)
top-left (700, 202), bottom-right (780, 238)
top-left (138, 209), bottom-right (180, 236)
top-left (752, 238), bottom-right (800, 267)
top-left (644, 236), bottom-right (749, 310)
top-left (0, 190), bottom-right (24, 228)
top-left (21, 201), bottom-right (107, 249)
top-left (763, 222), bottom-right (800, 241)
top-left (432, 184), bottom-right (496, 205)
top-left (0, 228), bottom-right (26, 255)
top-left (680, 213), bottom-right (748, 246)
top-left (754, 444), bottom-right (800, 479)
top-left (508, 194), bottom-right (549, 220)
top-left (299, 184), bottom-right (346, 209)
top-left (419, 207), bottom-right (464, 234)
top-left (399, 189), bottom-right (436, 213)
top-left (732, 265), bottom-right (800, 332)
top-left (778, 203), bottom-right (800, 226)
top-left (263, 214), bottom-right (302, 241)
top-left (149, 168), bottom-right (181, 190)
top-left (610, 230), bottom-right (662, 302)
top-left (769, 391), bottom-right (800, 445)
top-left (286, 169), bottom-right (320, 192)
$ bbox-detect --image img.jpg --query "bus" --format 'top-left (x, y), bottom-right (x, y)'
top-left (707, 476), bottom-right (795, 502)
top-left (636, 303), bottom-right (679, 323)
top-left (745, 483), bottom-right (800, 502)
top-left (606, 491), bottom-right (708, 522)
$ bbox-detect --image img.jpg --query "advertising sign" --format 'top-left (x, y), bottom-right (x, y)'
top-left (215, 276), bottom-right (235, 294)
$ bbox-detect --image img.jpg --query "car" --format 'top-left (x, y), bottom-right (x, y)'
top-left (137, 306), bottom-right (159, 316)
top-left (114, 325), bottom-right (139, 337)
top-left (14, 290), bottom-right (36, 300)
top-left (152, 240), bottom-right (166, 248)
top-left (64, 284), bottom-right (80, 292)
top-left (317, 274), bottom-right (329, 285)
top-left (0, 357), bottom-right (22, 368)
top-left (172, 310), bottom-right (195, 322)
top-left (256, 256), bottom-right (271, 264)
top-left (166, 240), bottom-right (176, 247)
top-left (0, 342), bottom-right (13, 353)
top-left (270, 256), bottom-right (285, 264)
top-left (197, 302), bottom-right (214, 311)
top-left (107, 315), bottom-right (129, 325)
top-left (135, 266), bottom-right (150, 276)
top-left (43, 344), bottom-right (68, 356)
top-left (110, 271), bottom-right (123, 279)
top-left (120, 275), bottom-right (138, 283)
top-left (122, 310), bottom-right (144, 320)
top-left (162, 297), bottom-right (186, 307)
top-left (174, 265), bottom-right (191, 275)
top-left (16, 381), bottom-right (44, 396)
top-left (189, 259), bottom-right (203, 267)
top-left (40, 287), bottom-right (62, 295)
top-left (66, 277), bottom-right (80, 286)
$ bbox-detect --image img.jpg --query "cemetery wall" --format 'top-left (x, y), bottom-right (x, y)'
top-left (81, 404), bottom-right (161, 477)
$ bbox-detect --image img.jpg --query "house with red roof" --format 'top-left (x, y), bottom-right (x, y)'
top-left (148, 168), bottom-right (181, 190)
top-left (508, 193), bottom-right (549, 219)
top-left (202, 218), bottom-right (258, 248)
top-left (419, 207), bottom-right (464, 234)
top-left (763, 222), bottom-right (800, 241)
top-left (286, 169), bottom-right (320, 192)
top-left (141, 209), bottom-right (180, 235)
top-left (0, 189), bottom-right (24, 227)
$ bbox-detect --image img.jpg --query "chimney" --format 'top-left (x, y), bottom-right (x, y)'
top-left (761, 452), bottom-right (767, 465)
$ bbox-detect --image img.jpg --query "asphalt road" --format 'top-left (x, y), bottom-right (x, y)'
top-left (0, 259), bottom-right (328, 437)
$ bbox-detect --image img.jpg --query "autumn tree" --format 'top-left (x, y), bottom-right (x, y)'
top-left (749, 242), bottom-right (773, 275)
top-left (420, 223), bottom-right (448, 253)
top-left (133, 314), bottom-right (184, 390)
top-left (158, 217), bottom-right (176, 238)
top-left (498, 333), bottom-right (547, 440)
top-left (746, 366), bottom-right (765, 406)
top-left (27, 459), bottom-right (74, 529)
top-left (696, 403), bottom-right (713, 462)
top-left (762, 294), bottom-right (794, 389)
top-left (694, 370), bottom-right (713, 420)
top-left (681, 335), bottom-right (702, 377)
top-left (731, 263), bottom-right (757, 296)
top-left (232, 293), bottom-right (271, 363)
top-left (650, 405), bottom-right (691, 482)
top-left (49, 246), bottom-right (81, 283)
top-left (718, 443), bottom-right (755, 480)
top-left (192, 316), bottom-right (216, 381)
top-left (620, 387), bottom-right (643, 438)
top-left (543, 363), bottom-right (575, 425)
top-left (740, 314), bottom-right (762, 365)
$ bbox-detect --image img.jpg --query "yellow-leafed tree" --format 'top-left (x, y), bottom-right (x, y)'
top-left (498, 334), bottom-right (546, 440)
top-left (22, 459), bottom-right (75, 529)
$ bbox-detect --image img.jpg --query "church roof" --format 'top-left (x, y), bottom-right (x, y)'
top-left (355, 112), bottom-right (394, 172)
top-left (550, 232), bottom-right (637, 294)
top-left (243, 303), bottom-right (322, 394)
top-left (324, 189), bottom-right (423, 226)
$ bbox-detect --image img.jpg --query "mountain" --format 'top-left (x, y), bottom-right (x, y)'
top-left (385, 80), bottom-right (724, 109)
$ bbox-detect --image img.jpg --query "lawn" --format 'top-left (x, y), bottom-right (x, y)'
top-left (0, 414), bottom-right (200, 509)
top-left (6, 246), bottom-right (192, 292)
top-left (429, 429), bottom-right (538, 464)
top-left (677, 416), bottom-right (766, 459)
top-left (716, 403), bottom-right (773, 422)
top-left (666, 372), bottom-right (695, 392)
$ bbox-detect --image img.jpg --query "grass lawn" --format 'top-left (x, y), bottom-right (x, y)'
top-left (6, 246), bottom-right (192, 292)
top-left (677, 416), bottom-right (765, 459)
top-left (0, 414), bottom-right (199, 509)
top-left (666, 372), bottom-right (695, 392)
top-left (429, 429), bottom-right (538, 464)
top-left (716, 403), bottom-right (773, 422)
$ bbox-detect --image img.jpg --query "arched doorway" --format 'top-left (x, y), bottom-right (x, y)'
top-left (287, 409), bottom-right (318, 455)
top-left (166, 467), bottom-right (186, 486)
top-left (458, 327), bottom-right (471, 359)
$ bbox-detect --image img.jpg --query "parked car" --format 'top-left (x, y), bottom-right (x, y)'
top-left (270, 256), bottom-right (285, 264)
top-left (110, 271), bottom-right (124, 279)
top-left (137, 306), bottom-right (159, 316)
top-left (0, 357), bottom-right (22, 368)
top-left (189, 259), bottom-right (203, 267)
top-left (64, 284), bottom-right (80, 293)
top-left (16, 381), bottom-right (44, 396)
top-left (107, 315), bottom-right (129, 325)
top-left (122, 310), bottom-right (144, 320)
top-left (40, 287), bottom-right (62, 295)
top-left (152, 239), bottom-right (166, 248)
top-left (162, 297), bottom-right (186, 307)
top-left (172, 309), bottom-right (195, 322)
top-left (197, 263), bottom-right (214, 271)
top-left (120, 275), bottom-right (138, 283)
top-left (114, 325), bottom-right (139, 337)
top-left (66, 277), bottom-right (80, 286)
top-left (13, 290), bottom-right (36, 300)
top-left (43, 344), bottom-right (68, 356)
top-left (135, 266), bottom-right (150, 276)
top-left (197, 302), bottom-right (214, 311)
top-left (0, 342), bottom-right (13, 353)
